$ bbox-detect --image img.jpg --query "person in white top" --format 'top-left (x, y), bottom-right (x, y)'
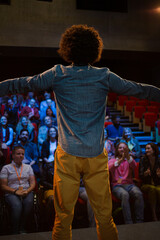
top-left (0, 145), bottom-right (35, 234)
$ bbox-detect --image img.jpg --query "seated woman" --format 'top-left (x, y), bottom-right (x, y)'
top-left (0, 115), bottom-right (14, 150)
top-left (41, 126), bottom-right (58, 165)
top-left (15, 116), bottom-right (35, 143)
top-left (37, 116), bottom-right (53, 156)
top-left (0, 145), bottom-right (35, 234)
top-left (108, 142), bottom-right (144, 224)
top-left (121, 128), bottom-right (141, 159)
top-left (39, 127), bottom-right (58, 229)
top-left (45, 107), bottom-right (57, 127)
top-left (139, 143), bottom-right (160, 221)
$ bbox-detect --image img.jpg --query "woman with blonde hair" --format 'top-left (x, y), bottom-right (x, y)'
top-left (15, 116), bottom-right (34, 143)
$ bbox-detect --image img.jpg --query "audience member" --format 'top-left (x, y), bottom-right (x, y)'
top-left (0, 115), bottom-right (14, 149)
top-left (17, 129), bottom-right (39, 177)
top-left (0, 145), bottom-right (35, 234)
top-left (25, 92), bottom-right (39, 108)
top-left (104, 128), bottom-right (115, 160)
top-left (45, 107), bottom-right (57, 127)
top-left (41, 127), bottom-right (58, 165)
top-left (121, 128), bottom-right (141, 159)
top-left (139, 143), bottom-right (160, 221)
top-left (15, 116), bottom-right (35, 143)
top-left (40, 91), bottom-right (56, 121)
top-left (20, 98), bottom-right (40, 125)
top-left (11, 95), bottom-right (21, 110)
top-left (79, 179), bottom-right (96, 227)
top-left (38, 116), bottom-right (53, 156)
top-left (106, 115), bottom-right (123, 142)
top-left (109, 142), bottom-right (144, 224)
top-left (4, 98), bottom-right (19, 130)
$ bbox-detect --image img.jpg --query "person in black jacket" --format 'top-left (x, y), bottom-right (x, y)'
top-left (139, 143), bottom-right (160, 221)
top-left (41, 126), bottom-right (58, 165)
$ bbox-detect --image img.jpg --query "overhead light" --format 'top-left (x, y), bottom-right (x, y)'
top-left (153, 7), bottom-right (160, 13)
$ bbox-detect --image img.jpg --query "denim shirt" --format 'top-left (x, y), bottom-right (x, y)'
top-left (0, 64), bottom-right (160, 157)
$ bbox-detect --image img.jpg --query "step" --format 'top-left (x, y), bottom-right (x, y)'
top-left (129, 126), bottom-right (140, 131)
top-left (120, 122), bottom-right (139, 127)
top-left (135, 136), bottom-right (152, 141)
top-left (132, 131), bottom-right (150, 136)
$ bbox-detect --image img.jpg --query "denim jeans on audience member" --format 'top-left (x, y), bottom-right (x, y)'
top-left (5, 192), bottom-right (34, 234)
top-left (112, 184), bottom-right (144, 224)
top-left (79, 187), bottom-right (96, 227)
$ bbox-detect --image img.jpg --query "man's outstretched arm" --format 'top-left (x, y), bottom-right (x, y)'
top-left (0, 68), bottom-right (54, 97)
top-left (108, 71), bottom-right (160, 102)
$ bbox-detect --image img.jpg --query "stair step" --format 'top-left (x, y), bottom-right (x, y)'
top-left (107, 105), bottom-right (159, 149)
top-left (135, 136), bottom-right (152, 141)
top-left (129, 127), bottom-right (140, 131)
top-left (120, 122), bottom-right (139, 127)
top-left (132, 131), bottom-right (150, 136)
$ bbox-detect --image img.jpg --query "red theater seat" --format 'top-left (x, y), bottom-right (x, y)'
top-left (137, 100), bottom-right (149, 107)
top-left (124, 100), bottom-right (137, 120)
top-left (143, 112), bottom-right (158, 133)
top-left (107, 92), bottom-right (118, 106)
top-left (133, 106), bottom-right (146, 129)
top-left (117, 95), bottom-right (128, 112)
top-left (147, 106), bottom-right (159, 115)
top-left (149, 101), bottom-right (160, 109)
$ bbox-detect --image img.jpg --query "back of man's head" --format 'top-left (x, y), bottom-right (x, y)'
top-left (58, 24), bottom-right (103, 65)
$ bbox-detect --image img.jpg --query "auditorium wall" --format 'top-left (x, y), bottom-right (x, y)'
top-left (0, 0), bottom-right (160, 86)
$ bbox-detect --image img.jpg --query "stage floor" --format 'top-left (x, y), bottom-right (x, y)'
top-left (0, 221), bottom-right (160, 240)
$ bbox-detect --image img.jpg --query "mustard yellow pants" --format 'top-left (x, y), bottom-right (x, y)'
top-left (52, 145), bottom-right (118, 240)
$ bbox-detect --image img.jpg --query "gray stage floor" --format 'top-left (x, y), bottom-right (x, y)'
top-left (0, 221), bottom-right (160, 240)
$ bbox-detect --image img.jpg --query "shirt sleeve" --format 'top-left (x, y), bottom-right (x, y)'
top-left (28, 165), bottom-right (35, 176)
top-left (0, 67), bottom-right (56, 97)
top-left (0, 166), bottom-right (8, 179)
top-left (108, 71), bottom-right (160, 102)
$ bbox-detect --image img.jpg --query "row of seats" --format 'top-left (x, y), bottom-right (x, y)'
top-left (107, 92), bottom-right (160, 141)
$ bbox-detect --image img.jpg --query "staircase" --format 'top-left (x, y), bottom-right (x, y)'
top-left (107, 105), bottom-right (159, 159)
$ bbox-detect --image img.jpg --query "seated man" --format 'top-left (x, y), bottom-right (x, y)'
top-left (106, 115), bottom-right (123, 142)
top-left (17, 129), bottom-right (39, 177)
top-left (0, 145), bottom-right (35, 234)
